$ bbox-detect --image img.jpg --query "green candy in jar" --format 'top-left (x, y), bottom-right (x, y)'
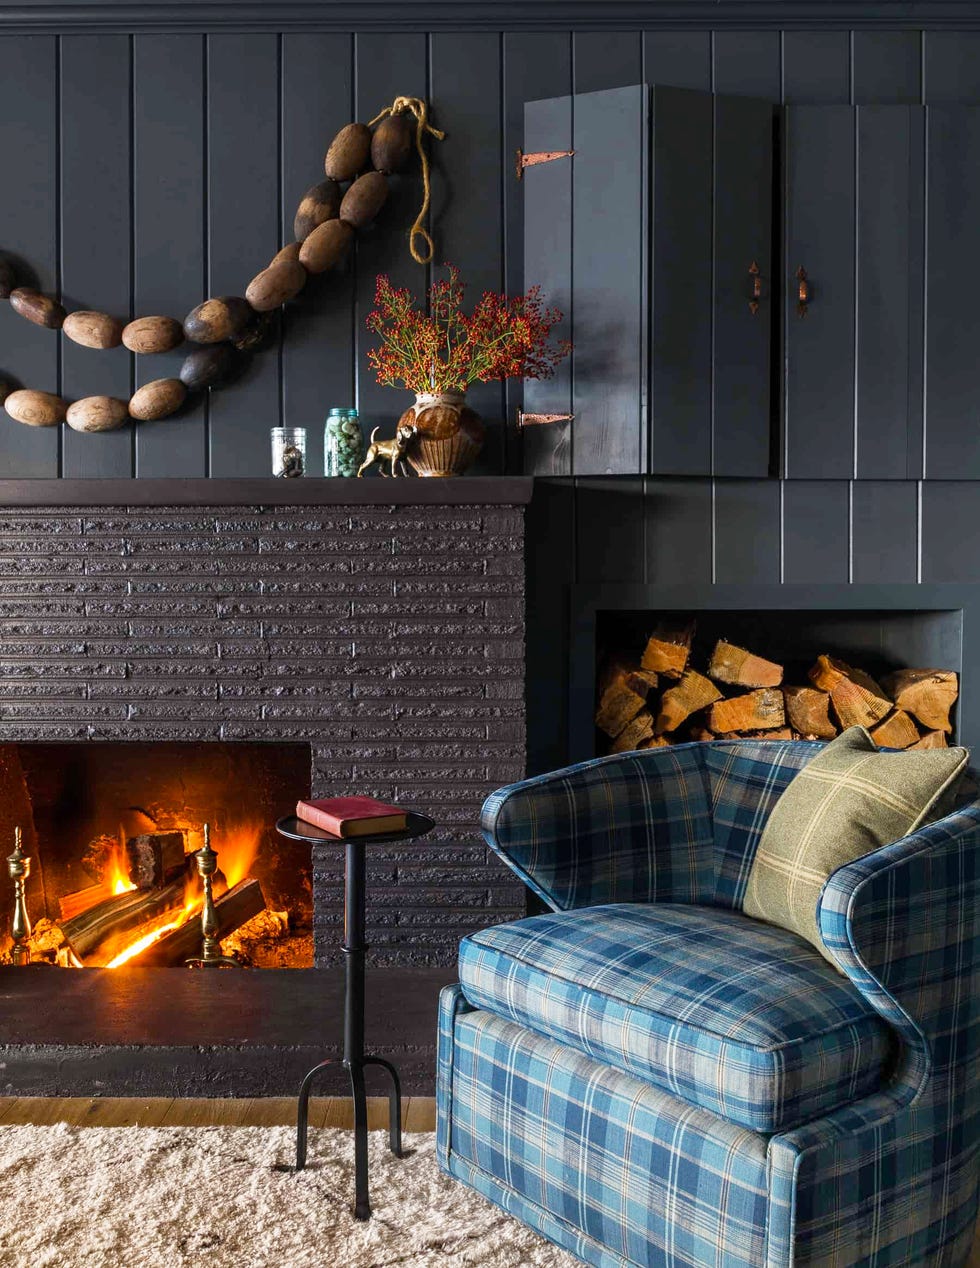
top-left (324, 407), bottom-right (364, 477)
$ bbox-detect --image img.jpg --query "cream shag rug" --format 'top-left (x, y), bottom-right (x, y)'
top-left (0, 1124), bottom-right (581, 1268)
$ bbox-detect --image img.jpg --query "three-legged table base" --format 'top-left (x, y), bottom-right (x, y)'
top-left (295, 1053), bottom-right (403, 1220)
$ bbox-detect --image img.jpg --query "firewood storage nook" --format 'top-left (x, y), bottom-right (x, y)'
top-left (569, 585), bottom-right (978, 764)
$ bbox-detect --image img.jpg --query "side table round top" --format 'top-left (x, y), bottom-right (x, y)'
top-left (275, 812), bottom-right (436, 847)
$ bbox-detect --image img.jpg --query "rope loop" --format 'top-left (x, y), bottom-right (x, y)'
top-left (368, 95), bottom-right (445, 265)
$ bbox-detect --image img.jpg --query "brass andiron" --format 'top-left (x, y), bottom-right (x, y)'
top-left (7, 827), bottom-right (31, 966)
top-left (185, 823), bottom-right (239, 969)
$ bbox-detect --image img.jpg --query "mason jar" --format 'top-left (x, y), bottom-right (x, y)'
top-left (324, 408), bottom-right (364, 477)
top-left (271, 427), bottom-right (307, 478)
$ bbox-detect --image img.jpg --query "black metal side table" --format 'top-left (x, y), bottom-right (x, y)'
top-left (275, 811), bottom-right (435, 1220)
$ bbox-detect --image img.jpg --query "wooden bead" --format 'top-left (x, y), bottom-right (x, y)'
top-left (324, 122), bottom-right (371, 181)
top-left (4, 389), bottom-right (67, 427)
top-left (66, 395), bottom-right (129, 433)
top-left (179, 343), bottom-right (237, 391)
top-left (245, 260), bottom-right (307, 312)
top-left (298, 219), bottom-right (355, 274)
top-left (128, 378), bottom-right (187, 421)
top-left (293, 179), bottom-right (341, 241)
top-left (63, 310), bottom-right (124, 350)
top-left (371, 114), bottom-right (413, 173)
top-left (183, 296), bottom-right (253, 344)
top-left (122, 316), bottom-right (184, 354)
top-left (0, 254), bottom-right (14, 300)
top-left (339, 172), bottom-right (389, 229)
top-left (270, 242), bottom-right (302, 268)
top-left (10, 287), bottom-right (66, 329)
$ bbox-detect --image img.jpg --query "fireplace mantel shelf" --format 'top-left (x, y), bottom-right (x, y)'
top-left (0, 477), bottom-right (534, 507)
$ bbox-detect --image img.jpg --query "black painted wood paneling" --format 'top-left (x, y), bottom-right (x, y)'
top-left (712, 30), bottom-right (781, 98)
top-left (650, 85), bottom-right (712, 476)
top-left (280, 32), bottom-right (354, 480)
top-left (713, 479), bottom-right (781, 583)
top-left (923, 31), bottom-right (980, 100)
top-left (0, 36), bottom-right (60, 477)
top-left (353, 32), bottom-right (427, 447)
top-left (575, 477), bottom-right (646, 581)
top-left (644, 477), bottom-right (713, 584)
top-left (783, 104), bottom-right (856, 479)
top-left (132, 33), bottom-right (207, 478)
top-left (782, 479), bottom-right (849, 581)
top-left (921, 483), bottom-right (980, 581)
top-left (504, 30), bottom-right (572, 475)
top-left (925, 105), bottom-right (980, 479)
top-left (855, 105), bottom-right (925, 479)
top-left (782, 30), bottom-right (851, 102)
top-left (573, 30), bottom-right (641, 94)
top-left (571, 84), bottom-right (646, 475)
top-left (521, 92), bottom-right (573, 477)
top-left (712, 92), bottom-right (773, 476)
top-left (643, 30), bottom-right (710, 90)
top-left (60, 34), bottom-right (134, 479)
top-left (431, 32), bottom-right (505, 474)
top-left (207, 34), bottom-right (280, 478)
top-left (852, 30), bottom-right (922, 101)
top-left (852, 480), bottom-right (919, 581)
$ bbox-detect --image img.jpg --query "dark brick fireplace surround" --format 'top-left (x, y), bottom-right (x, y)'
top-left (0, 477), bottom-right (531, 1095)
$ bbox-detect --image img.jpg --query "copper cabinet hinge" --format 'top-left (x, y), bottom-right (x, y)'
top-left (515, 148), bottom-right (575, 180)
top-left (517, 410), bottom-right (574, 428)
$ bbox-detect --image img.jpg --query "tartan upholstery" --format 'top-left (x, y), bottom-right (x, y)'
top-left (440, 742), bottom-right (980, 1265)
top-left (458, 902), bottom-right (892, 1133)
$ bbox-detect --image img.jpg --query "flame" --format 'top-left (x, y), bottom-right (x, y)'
top-left (108, 830), bottom-right (136, 896)
top-left (214, 820), bottom-right (263, 888)
top-left (104, 897), bottom-right (200, 969)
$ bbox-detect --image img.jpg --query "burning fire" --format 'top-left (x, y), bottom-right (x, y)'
top-left (96, 819), bottom-right (263, 969)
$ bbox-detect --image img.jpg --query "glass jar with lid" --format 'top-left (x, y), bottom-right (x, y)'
top-left (324, 407), bottom-right (364, 477)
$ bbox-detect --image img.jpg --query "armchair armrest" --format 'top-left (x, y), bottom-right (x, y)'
top-left (480, 745), bottom-right (715, 911)
top-left (817, 802), bottom-right (980, 1076)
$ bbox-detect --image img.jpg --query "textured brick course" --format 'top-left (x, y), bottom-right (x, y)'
top-left (0, 502), bottom-right (527, 966)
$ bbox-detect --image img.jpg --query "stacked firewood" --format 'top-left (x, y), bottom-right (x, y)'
top-left (596, 621), bottom-right (958, 755)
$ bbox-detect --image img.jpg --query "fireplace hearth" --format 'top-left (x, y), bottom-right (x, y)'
top-left (0, 483), bottom-right (530, 1096)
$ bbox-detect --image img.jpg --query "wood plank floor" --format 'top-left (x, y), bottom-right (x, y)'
top-left (0, 1096), bottom-right (437, 1131)
top-left (0, 1099), bottom-right (976, 1265)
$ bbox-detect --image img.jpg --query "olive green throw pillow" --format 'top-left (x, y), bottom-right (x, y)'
top-left (743, 725), bottom-right (968, 965)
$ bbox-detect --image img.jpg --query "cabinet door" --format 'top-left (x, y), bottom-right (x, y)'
top-left (925, 106), bottom-right (980, 478)
top-left (649, 86), bottom-right (775, 476)
top-left (523, 83), bottom-right (773, 477)
top-left (784, 103), bottom-right (925, 480)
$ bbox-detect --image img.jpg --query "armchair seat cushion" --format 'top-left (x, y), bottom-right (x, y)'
top-left (458, 902), bottom-right (894, 1134)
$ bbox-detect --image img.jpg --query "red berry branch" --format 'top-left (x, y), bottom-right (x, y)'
top-left (365, 264), bottom-right (571, 396)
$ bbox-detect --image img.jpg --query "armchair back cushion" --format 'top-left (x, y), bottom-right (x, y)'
top-left (743, 726), bottom-right (967, 962)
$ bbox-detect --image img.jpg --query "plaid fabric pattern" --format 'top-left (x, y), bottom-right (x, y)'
top-left (458, 902), bottom-right (892, 1134)
top-left (439, 743), bottom-right (980, 1265)
top-left (480, 746), bottom-right (715, 912)
top-left (440, 993), bottom-right (771, 1268)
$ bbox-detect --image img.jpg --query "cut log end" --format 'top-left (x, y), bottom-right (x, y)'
top-left (708, 640), bottom-right (783, 688)
top-left (640, 620), bottom-right (695, 680)
top-left (882, 669), bottom-right (959, 734)
top-left (655, 670), bottom-right (722, 735)
top-left (708, 688), bottom-right (786, 735)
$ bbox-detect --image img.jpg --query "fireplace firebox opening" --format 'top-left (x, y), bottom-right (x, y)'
top-left (0, 742), bottom-right (313, 969)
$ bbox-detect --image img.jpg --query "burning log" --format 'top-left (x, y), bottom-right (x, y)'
top-left (59, 873), bottom-right (190, 963)
top-left (59, 881), bottom-right (116, 922)
top-left (125, 878), bottom-right (266, 968)
top-left (126, 830), bottom-right (187, 888)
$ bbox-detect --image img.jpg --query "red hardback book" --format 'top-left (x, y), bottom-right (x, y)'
top-left (296, 796), bottom-right (407, 837)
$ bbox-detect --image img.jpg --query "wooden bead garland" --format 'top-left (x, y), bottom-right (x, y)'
top-left (0, 94), bottom-right (445, 435)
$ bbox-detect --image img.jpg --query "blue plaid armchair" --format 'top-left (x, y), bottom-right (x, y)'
top-left (436, 740), bottom-right (980, 1266)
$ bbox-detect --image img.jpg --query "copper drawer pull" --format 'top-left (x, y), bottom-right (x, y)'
top-left (749, 261), bottom-right (764, 315)
top-left (796, 266), bottom-right (809, 318)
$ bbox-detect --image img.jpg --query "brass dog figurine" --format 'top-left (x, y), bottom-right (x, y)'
top-left (356, 422), bottom-right (417, 478)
